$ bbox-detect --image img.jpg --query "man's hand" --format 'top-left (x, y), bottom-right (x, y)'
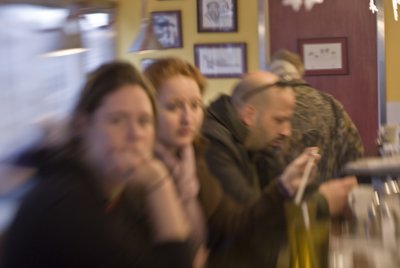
top-left (318, 176), bottom-right (358, 217)
top-left (279, 147), bottom-right (320, 196)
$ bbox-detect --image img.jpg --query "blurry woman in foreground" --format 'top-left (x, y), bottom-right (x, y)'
top-left (144, 57), bottom-right (320, 267)
top-left (3, 62), bottom-right (191, 267)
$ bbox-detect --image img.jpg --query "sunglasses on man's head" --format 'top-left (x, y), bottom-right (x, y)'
top-left (240, 79), bottom-right (303, 102)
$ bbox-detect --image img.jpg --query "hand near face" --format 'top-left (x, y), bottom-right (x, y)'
top-left (279, 147), bottom-right (320, 195)
top-left (126, 158), bottom-right (171, 190)
top-left (97, 143), bottom-right (170, 191)
top-left (105, 148), bottom-right (153, 180)
top-left (154, 143), bottom-right (195, 175)
top-left (154, 142), bottom-right (198, 200)
top-left (102, 147), bottom-right (171, 192)
top-left (318, 176), bottom-right (358, 217)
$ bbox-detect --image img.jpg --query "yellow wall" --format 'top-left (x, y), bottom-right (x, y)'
top-left (385, 0), bottom-right (400, 102)
top-left (116, 0), bottom-right (259, 103)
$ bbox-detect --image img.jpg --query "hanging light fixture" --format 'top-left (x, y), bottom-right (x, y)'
top-left (128, 0), bottom-right (163, 53)
top-left (42, 7), bottom-right (87, 57)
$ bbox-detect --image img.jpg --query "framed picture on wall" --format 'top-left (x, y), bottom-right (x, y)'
top-left (197, 0), bottom-right (238, 32)
top-left (298, 37), bottom-right (348, 75)
top-left (194, 43), bottom-right (246, 78)
top-left (151, 10), bottom-right (183, 49)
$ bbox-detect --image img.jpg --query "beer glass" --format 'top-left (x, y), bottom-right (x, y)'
top-left (285, 201), bottom-right (330, 268)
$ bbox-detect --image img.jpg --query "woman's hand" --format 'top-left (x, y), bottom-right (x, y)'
top-left (103, 148), bottom-right (153, 182)
top-left (154, 143), bottom-right (198, 201)
top-left (98, 144), bottom-right (170, 191)
top-left (125, 148), bottom-right (190, 243)
top-left (279, 147), bottom-right (320, 196)
top-left (126, 158), bottom-right (171, 191)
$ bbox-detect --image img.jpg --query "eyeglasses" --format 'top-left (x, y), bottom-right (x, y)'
top-left (241, 77), bottom-right (310, 101)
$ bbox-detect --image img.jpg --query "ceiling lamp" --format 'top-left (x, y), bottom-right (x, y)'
top-left (128, 0), bottom-right (163, 54)
top-left (42, 8), bottom-right (87, 57)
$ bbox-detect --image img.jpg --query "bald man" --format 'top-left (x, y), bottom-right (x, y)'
top-left (202, 71), bottom-right (356, 268)
top-left (203, 71), bottom-right (296, 203)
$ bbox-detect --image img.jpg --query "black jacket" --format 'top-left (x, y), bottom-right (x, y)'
top-left (202, 95), bottom-right (285, 267)
top-left (202, 95), bottom-right (329, 268)
top-left (2, 147), bottom-right (191, 268)
top-left (203, 95), bottom-right (277, 203)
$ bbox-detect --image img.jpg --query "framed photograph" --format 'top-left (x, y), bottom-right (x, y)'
top-left (298, 37), bottom-right (348, 75)
top-left (197, 0), bottom-right (237, 32)
top-left (194, 43), bottom-right (246, 78)
top-left (151, 10), bottom-right (183, 49)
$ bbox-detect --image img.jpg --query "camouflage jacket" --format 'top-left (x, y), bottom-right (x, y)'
top-left (258, 81), bottom-right (364, 183)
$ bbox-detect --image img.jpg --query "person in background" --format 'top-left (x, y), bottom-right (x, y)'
top-left (202, 68), bottom-right (357, 267)
top-left (2, 62), bottom-right (192, 268)
top-left (264, 49), bottom-right (364, 182)
top-left (144, 57), bottom-right (321, 268)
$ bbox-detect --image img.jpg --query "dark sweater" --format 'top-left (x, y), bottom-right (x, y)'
top-left (2, 148), bottom-right (191, 268)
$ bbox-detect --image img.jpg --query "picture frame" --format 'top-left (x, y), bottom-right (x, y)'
top-left (298, 37), bottom-right (348, 76)
top-left (151, 10), bottom-right (183, 49)
top-left (197, 0), bottom-right (237, 32)
top-left (194, 43), bottom-right (246, 78)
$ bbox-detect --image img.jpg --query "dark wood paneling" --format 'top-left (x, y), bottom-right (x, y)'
top-left (269, 0), bottom-right (378, 156)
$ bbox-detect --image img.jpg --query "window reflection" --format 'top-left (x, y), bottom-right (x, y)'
top-left (0, 4), bottom-right (115, 159)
